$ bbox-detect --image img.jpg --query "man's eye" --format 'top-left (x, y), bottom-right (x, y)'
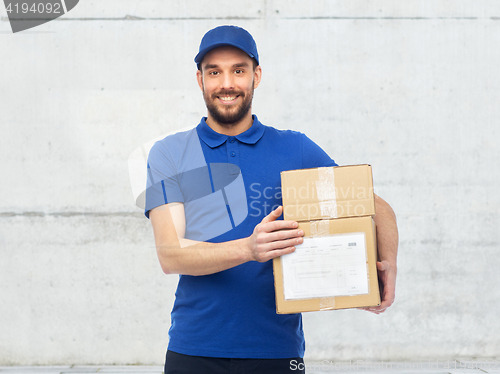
top-left (209, 71), bottom-right (219, 76)
top-left (235, 69), bottom-right (243, 74)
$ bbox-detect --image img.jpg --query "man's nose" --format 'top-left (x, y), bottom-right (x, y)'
top-left (220, 73), bottom-right (235, 90)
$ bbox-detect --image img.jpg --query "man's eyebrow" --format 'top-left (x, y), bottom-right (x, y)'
top-left (233, 62), bottom-right (250, 68)
top-left (203, 64), bottom-right (219, 70)
top-left (203, 62), bottom-right (250, 70)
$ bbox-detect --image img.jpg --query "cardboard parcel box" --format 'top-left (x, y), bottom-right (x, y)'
top-left (281, 164), bottom-right (375, 221)
top-left (273, 165), bottom-right (380, 314)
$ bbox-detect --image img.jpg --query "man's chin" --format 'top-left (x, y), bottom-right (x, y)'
top-left (208, 107), bottom-right (248, 126)
top-left (213, 116), bottom-right (244, 126)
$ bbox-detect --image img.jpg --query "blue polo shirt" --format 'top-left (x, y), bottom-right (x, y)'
top-left (145, 115), bottom-right (337, 359)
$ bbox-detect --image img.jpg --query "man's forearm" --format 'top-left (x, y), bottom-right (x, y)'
top-left (151, 205), bottom-right (303, 277)
top-left (156, 238), bottom-right (251, 276)
top-left (373, 194), bottom-right (399, 269)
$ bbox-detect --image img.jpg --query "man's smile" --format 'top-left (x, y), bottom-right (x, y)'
top-left (216, 94), bottom-right (240, 104)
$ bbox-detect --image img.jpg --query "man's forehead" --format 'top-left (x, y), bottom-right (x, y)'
top-left (201, 46), bottom-right (253, 66)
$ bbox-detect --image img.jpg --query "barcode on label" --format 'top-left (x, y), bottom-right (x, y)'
top-left (348, 242), bottom-right (357, 247)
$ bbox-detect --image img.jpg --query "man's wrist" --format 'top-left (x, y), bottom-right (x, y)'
top-left (236, 237), bottom-right (254, 263)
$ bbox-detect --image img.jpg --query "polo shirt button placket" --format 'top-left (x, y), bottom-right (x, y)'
top-left (227, 137), bottom-right (240, 172)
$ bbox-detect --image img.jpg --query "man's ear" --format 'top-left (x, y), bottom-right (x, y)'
top-left (253, 65), bottom-right (262, 89)
top-left (196, 69), bottom-right (204, 92)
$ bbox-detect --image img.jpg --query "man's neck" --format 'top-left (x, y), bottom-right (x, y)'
top-left (205, 112), bottom-right (254, 136)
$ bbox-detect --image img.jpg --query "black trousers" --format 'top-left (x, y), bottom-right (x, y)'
top-left (164, 350), bottom-right (305, 374)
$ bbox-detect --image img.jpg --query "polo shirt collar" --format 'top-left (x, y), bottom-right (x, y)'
top-left (197, 115), bottom-right (265, 148)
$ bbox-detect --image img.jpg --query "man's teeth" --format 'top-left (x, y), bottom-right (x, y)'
top-left (219, 96), bottom-right (237, 101)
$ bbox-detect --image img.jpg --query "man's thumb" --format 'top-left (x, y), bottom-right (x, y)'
top-left (377, 261), bottom-right (389, 271)
top-left (261, 206), bottom-right (283, 223)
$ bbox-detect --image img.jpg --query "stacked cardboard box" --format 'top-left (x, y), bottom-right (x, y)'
top-left (273, 165), bottom-right (380, 314)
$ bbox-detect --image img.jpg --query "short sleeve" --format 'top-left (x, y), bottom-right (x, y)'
top-left (144, 141), bottom-right (185, 218)
top-left (300, 133), bottom-right (338, 169)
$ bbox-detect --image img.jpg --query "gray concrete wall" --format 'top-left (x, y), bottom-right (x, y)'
top-left (1, 0), bottom-right (499, 365)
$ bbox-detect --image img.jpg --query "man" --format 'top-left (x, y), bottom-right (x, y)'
top-left (146, 25), bottom-right (398, 374)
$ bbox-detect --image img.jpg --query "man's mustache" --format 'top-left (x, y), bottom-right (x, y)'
top-left (211, 90), bottom-right (245, 98)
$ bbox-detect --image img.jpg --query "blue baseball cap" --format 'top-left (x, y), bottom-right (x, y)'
top-left (195, 25), bottom-right (259, 69)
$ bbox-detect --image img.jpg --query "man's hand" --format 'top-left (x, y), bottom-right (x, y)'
top-left (359, 260), bottom-right (397, 314)
top-left (246, 206), bottom-right (304, 262)
top-left (151, 204), bottom-right (303, 276)
top-left (359, 194), bottom-right (398, 314)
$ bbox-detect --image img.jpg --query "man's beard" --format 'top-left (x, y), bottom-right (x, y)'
top-left (203, 85), bottom-right (254, 127)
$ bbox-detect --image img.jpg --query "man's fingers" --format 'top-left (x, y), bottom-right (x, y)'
top-left (357, 261), bottom-right (396, 314)
top-left (257, 220), bottom-right (299, 235)
top-left (258, 236), bottom-right (303, 251)
top-left (358, 304), bottom-right (388, 314)
top-left (256, 246), bottom-right (297, 262)
top-left (255, 228), bottom-right (303, 243)
top-left (368, 298), bottom-right (393, 313)
top-left (250, 207), bottom-right (304, 262)
top-left (269, 229), bottom-right (304, 242)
